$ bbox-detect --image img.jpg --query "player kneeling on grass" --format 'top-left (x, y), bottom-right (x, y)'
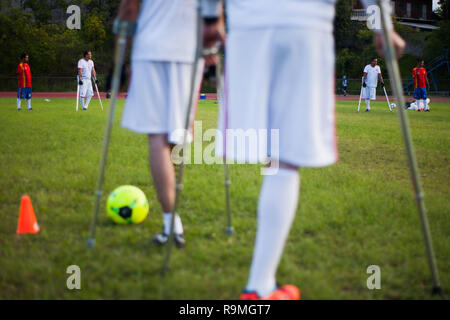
top-left (362, 57), bottom-right (385, 112)
top-left (406, 98), bottom-right (431, 111)
top-left (117, 0), bottom-right (205, 247)
top-left (77, 51), bottom-right (99, 111)
top-left (16, 53), bottom-right (32, 111)
top-left (204, 0), bottom-right (405, 300)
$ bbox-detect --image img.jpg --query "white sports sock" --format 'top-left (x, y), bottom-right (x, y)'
top-left (27, 99), bottom-right (31, 110)
top-left (420, 99), bottom-right (425, 110)
top-left (17, 98), bottom-right (21, 110)
top-left (246, 168), bottom-right (300, 297)
top-left (365, 99), bottom-right (370, 110)
top-left (424, 99), bottom-right (429, 110)
top-left (85, 95), bottom-right (92, 109)
top-left (163, 212), bottom-right (184, 235)
top-left (80, 97), bottom-right (85, 109)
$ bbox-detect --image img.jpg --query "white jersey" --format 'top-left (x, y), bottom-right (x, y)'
top-left (363, 64), bottom-right (381, 88)
top-left (203, 0), bottom-right (392, 32)
top-left (132, 0), bottom-right (197, 63)
top-left (78, 59), bottom-right (94, 80)
top-left (227, 0), bottom-right (336, 32)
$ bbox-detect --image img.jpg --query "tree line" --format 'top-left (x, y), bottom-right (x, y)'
top-left (0, 0), bottom-right (448, 86)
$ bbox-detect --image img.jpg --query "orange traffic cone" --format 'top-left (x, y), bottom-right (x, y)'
top-left (17, 195), bottom-right (40, 234)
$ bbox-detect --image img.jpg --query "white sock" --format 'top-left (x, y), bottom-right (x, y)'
top-left (245, 168), bottom-right (300, 297)
top-left (424, 99), bottom-right (429, 110)
top-left (27, 99), bottom-right (31, 109)
top-left (421, 99), bottom-right (425, 110)
top-left (163, 212), bottom-right (184, 235)
top-left (17, 98), bottom-right (21, 109)
top-left (85, 96), bottom-right (92, 109)
top-left (366, 99), bottom-right (370, 110)
top-left (80, 97), bottom-right (85, 109)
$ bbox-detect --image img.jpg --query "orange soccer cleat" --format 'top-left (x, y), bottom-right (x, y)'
top-left (240, 285), bottom-right (300, 300)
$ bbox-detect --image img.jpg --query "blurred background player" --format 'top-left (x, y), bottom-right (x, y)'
top-left (77, 51), bottom-right (98, 111)
top-left (203, 0), bottom-right (404, 300)
top-left (117, 0), bottom-right (204, 247)
top-left (16, 53), bottom-right (32, 111)
top-left (412, 59), bottom-right (430, 112)
top-left (342, 75), bottom-right (348, 96)
top-left (362, 57), bottom-right (385, 112)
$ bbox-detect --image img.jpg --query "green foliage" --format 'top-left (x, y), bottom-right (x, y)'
top-left (334, 0), bottom-right (353, 51)
top-left (1, 0), bottom-right (447, 88)
top-left (0, 3), bottom-right (114, 77)
top-left (82, 11), bottom-right (106, 45)
top-left (335, 27), bottom-right (378, 78)
top-left (423, 20), bottom-right (450, 61)
top-left (435, 0), bottom-right (449, 20)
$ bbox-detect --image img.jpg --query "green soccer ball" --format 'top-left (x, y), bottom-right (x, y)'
top-left (107, 185), bottom-right (149, 224)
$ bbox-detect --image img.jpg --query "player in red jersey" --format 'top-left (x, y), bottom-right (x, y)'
top-left (411, 59), bottom-right (430, 112)
top-left (17, 53), bottom-right (33, 111)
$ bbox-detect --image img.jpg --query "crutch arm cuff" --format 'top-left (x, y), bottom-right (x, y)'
top-left (113, 19), bottom-right (137, 36)
top-left (201, 0), bottom-right (222, 18)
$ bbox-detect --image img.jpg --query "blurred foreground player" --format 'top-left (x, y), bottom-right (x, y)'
top-left (203, 0), bottom-right (405, 300)
top-left (118, 0), bottom-right (205, 247)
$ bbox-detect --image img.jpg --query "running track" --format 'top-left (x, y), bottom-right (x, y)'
top-left (1, 92), bottom-right (449, 102)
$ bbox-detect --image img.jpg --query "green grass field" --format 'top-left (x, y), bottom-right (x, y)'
top-left (0, 97), bottom-right (448, 300)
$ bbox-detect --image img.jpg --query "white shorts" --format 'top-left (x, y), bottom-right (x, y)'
top-left (216, 28), bottom-right (338, 168)
top-left (80, 79), bottom-right (94, 98)
top-left (363, 87), bottom-right (377, 100)
top-left (121, 60), bottom-right (204, 145)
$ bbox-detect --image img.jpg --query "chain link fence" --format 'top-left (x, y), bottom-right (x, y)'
top-left (336, 78), bottom-right (450, 96)
top-left (0, 75), bottom-right (108, 92)
top-left (1, 76), bottom-right (449, 96)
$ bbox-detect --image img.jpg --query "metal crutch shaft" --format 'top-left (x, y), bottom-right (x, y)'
top-left (378, 0), bottom-right (442, 296)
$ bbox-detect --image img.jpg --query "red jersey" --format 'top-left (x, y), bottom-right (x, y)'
top-left (412, 67), bottom-right (427, 89)
top-left (17, 62), bottom-right (32, 88)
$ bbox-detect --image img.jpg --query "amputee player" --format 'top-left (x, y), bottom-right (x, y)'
top-left (362, 57), bottom-right (385, 112)
top-left (412, 59), bottom-right (430, 112)
top-left (117, 0), bottom-right (204, 247)
top-left (17, 53), bottom-right (32, 111)
top-left (203, 0), bottom-right (405, 300)
top-left (77, 51), bottom-right (99, 111)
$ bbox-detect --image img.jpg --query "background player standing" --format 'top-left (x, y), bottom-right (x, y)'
top-left (77, 51), bottom-right (98, 111)
top-left (362, 57), bottom-right (385, 112)
top-left (342, 75), bottom-right (348, 96)
top-left (118, 0), bottom-right (204, 247)
top-left (16, 53), bottom-right (32, 111)
top-left (412, 59), bottom-right (430, 112)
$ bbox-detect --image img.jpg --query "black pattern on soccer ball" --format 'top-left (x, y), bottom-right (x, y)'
top-left (118, 206), bottom-right (132, 219)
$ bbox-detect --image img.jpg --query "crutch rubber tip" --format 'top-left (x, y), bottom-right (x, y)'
top-left (432, 285), bottom-right (443, 296)
top-left (86, 238), bottom-right (96, 248)
top-left (226, 226), bottom-right (234, 236)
